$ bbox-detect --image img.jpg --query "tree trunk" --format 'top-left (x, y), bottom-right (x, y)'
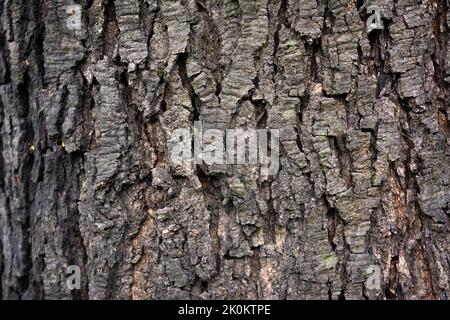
top-left (0, 0), bottom-right (449, 300)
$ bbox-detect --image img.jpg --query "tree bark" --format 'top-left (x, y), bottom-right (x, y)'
top-left (0, 0), bottom-right (449, 300)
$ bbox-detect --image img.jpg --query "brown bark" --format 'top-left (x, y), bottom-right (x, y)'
top-left (0, 0), bottom-right (449, 299)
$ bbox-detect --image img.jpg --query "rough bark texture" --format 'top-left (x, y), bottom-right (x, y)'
top-left (0, 0), bottom-right (450, 300)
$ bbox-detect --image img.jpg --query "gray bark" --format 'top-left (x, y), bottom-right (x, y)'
top-left (0, 0), bottom-right (449, 299)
